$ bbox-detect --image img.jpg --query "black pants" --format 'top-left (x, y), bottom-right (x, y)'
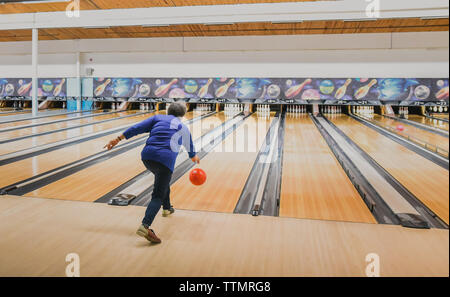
top-left (141, 160), bottom-right (173, 227)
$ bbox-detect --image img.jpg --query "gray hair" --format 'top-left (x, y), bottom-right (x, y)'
top-left (167, 101), bottom-right (187, 117)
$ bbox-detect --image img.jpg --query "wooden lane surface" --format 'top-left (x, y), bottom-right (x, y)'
top-left (0, 110), bottom-right (31, 116)
top-left (279, 114), bottom-right (376, 224)
top-left (25, 112), bottom-right (225, 202)
top-left (0, 110), bottom-right (103, 129)
top-left (330, 114), bottom-right (449, 224)
top-left (0, 112), bottom-right (164, 188)
top-left (169, 113), bottom-right (274, 213)
top-left (0, 111), bottom-right (154, 156)
top-left (0, 195), bottom-right (447, 277)
top-left (406, 114), bottom-right (449, 131)
top-left (0, 111), bottom-right (139, 141)
top-left (430, 113), bottom-right (449, 120)
top-left (370, 114), bottom-right (449, 151)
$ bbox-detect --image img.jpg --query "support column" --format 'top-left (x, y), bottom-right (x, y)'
top-left (76, 51), bottom-right (82, 111)
top-left (31, 28), bottom-right (39, 116)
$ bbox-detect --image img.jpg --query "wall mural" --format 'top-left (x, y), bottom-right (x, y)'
top-left (1, 77), bottom-right (448, 104)
top-left (92, 77), bottom-right (449, 104)
top-left (0, 78), bottom-right (67, 98)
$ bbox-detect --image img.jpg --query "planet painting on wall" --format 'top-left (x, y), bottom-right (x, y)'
top-left (139, 84), bottom-right (151, 97)
top-left (184, 79), bottom-right (198, 94)
top-left (267, 84), bottom-right (281, 99)
top-left (236, 78), bottom-right (259, 99)
top-left (169, 87), bottom-right (186, 99)
top-left (301, 88), bottom-right (321, 100)
top-left (4, 83), bottom-right (14, 96)
top-left (112, 78), bottom-right (132, 97)
top-left (355, 78), bottom-right (369, 83)
top-left (413, 85), bottom-right (430, 100)
top-left (42, 80), bottom-right (54, 93)
top-left (319, 80), bottom-right (334, 95)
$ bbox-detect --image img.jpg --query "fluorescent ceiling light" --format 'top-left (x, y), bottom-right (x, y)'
top-left (83, 26), bottom-right (110, 29)
top-left (142, 24), bottom-right (171, 27)
top-left (343, 18), bottom-right (378, 22)
top-left (203, 22), bottom-right (235, 25)
top-left (271, 20), bottom-right (303, 24)
top-left (420, 16), bottom-right (448, 20)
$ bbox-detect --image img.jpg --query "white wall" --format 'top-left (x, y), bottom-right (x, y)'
top-left (0, 31), bottom-right (448, 78)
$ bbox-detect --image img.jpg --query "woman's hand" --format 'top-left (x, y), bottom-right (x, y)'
top-left (104, 135), bottom-right (123, 150)
top-left (191, 155), bottom-right (200, 164)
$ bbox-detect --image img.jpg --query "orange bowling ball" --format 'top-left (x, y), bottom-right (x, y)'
top-left (189, 168), bottom-right (207, 186)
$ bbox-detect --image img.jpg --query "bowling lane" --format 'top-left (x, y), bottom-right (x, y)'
top-left (330, 114), bottom-right (449, 224)
top-left (0, 111), bottom-right (153, 156)
top-left (0, 111), bottom-right (161, 188)
top-left (430, 114), bottom-right (449, 120)
top-left (169, 113), bottom-right (274, 213)
top-left (25, 112), bottom-right (225, 201)
top-left (367, 114), bottom-right (448, 152)
top-left (406, 115), bottom-right (449, 131)
top-left (280, 114), bottom-right (376, 224)
top-left (0, 110), bottom-right (31, 117)
top-left (0, 111), bottom-right (137, 141)
top-left (0, 110), bottom-right (103, 129)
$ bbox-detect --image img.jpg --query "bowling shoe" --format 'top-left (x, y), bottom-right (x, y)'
top-left (136, 224), bottom-right (162, 244)
top-left (162, 207), bottom-right (175, 217)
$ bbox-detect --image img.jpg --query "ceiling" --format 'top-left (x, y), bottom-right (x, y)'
top-left (0, 18), bottom-right (448, 42)
top-left (0, 0), bottom-right (447, 42)
top-left (0, 0), bottom-right (323, 14)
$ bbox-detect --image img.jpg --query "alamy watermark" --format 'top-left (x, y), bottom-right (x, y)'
top-left (365, 253), bottom-right (380, 277)
top-left (65, 253), bottom-right (80, 277)
top-left (365, 0), bottom-right (380, 18)
top-left (66, 0), bottom-right (80, 18)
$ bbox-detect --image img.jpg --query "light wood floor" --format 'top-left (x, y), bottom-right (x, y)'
top-left (169, 113), bottom-right (273, 213)
top-left (330, 114), bottom-right (449, 224)
top-left (371, 114), bottom-right (448, 151)
top-left (0, 195), bottom-right (447, 277)
top-left (0, 111), bottom-right (137, 141)
top-left (25, 112), bottom-right (224, 202)
top-left (407, 115), bottom-right (449, 131)
top-left (280, 114), bottom-right (376, 224)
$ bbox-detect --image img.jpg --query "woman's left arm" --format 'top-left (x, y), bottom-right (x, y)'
top-left (104, 134), bottom-right (125, 150)
top-left (104, 116), bottom-right (155, 150)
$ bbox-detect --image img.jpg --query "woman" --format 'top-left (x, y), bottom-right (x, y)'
top-left (104, 102), bottom-right (200, 243)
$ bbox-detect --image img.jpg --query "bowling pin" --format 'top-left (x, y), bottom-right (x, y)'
top-left (285, 79), bottom-right (312, 99)
top-left (335, 79), bottom-right (352, 100)
top-left (18, 81), bottom-right (33, 96)
top-left (215, 79), bottom-right (235, 98)
top-left (94, 79), bottom-right (111, 97)
top-left (355, 79), bottom-right (377, 100)
top-left (53, 79), bottom-right (66, 96)
top-left (155, 78), bottom-right (178, 97)
top-left (436, 86), bottom-right (449, 100)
